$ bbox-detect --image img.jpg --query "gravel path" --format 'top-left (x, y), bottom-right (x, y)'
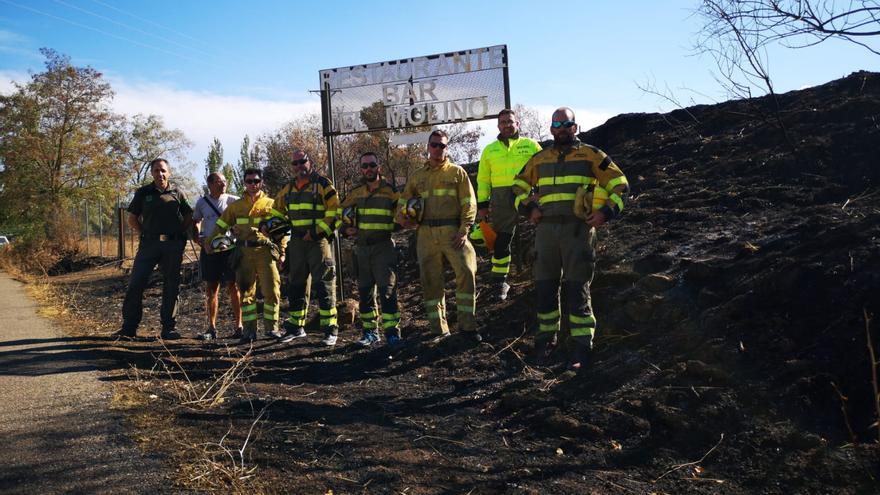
top-left (0, 273), bottom-right (173, 494)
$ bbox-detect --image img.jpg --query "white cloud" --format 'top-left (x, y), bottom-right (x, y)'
top-left (0, 69), bottom-right (29, 95)
top-left (110, 78), bottom-right (321, 175)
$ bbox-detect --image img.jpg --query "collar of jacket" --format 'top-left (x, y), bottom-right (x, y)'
top-left (496, 132), bottom-right (520, 145)
top-left (245, 190), bottom-right (266, 203)
top-left (151, 182), bottom-right (176, 194)
top-left (424, 158), bottom-right (452, 170)
top-left (552, 136), bottom-right (582, 152)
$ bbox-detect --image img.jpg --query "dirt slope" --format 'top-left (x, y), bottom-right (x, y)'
top-left (46, 71), bottom-right (880, 493)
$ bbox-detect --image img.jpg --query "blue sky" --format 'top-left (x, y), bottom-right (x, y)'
top-left (1, 0), bottom-right (877, 174)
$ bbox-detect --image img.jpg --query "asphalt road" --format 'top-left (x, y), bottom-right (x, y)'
top-left (0, 273), bottom-right (172, 494)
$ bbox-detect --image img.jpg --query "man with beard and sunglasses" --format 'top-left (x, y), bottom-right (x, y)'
top-left (512, 107), bottom-right (629, 370)
top-left (269, 150), bottom-right (341, 346)
top-left (398, 130), bottom-right (480, 344)
top-left (338, 152), bottom-right (402, 347)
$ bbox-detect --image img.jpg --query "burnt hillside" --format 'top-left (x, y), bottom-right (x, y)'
top-left (42, 71), bottom-right (880, 493)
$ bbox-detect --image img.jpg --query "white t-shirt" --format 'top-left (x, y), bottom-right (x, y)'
top-left (193, 193), bottom-right (239, 239)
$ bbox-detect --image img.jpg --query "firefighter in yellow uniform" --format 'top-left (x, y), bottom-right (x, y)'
top-left (339, 152), bottom-right (402, 347)
top-left (207, 168), bottom-right (283, 344)
top-left (512, 107), bottom-right (629, 369)
top-left (476, 108), bottom-right (542, 301)
top-left (270, 151), bottom-right (341, 346)
top-left (399, 130), bottom-right (480, 343)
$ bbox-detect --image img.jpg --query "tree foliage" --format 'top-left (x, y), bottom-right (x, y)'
top-left (0, 49), bottom-right (124, 238)
top-left (108, 113), bottom-right (192, 189)
top-left (513, 103), bottom-right (551, 142)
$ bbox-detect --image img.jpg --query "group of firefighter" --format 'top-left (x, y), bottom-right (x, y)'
top-left (115, 107), bottom-right (629, 369)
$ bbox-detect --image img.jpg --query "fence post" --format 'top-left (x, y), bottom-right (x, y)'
top-left (85, 201), bottom-right (90, 257)
top-left (98, 200), bottom-right (104, 257)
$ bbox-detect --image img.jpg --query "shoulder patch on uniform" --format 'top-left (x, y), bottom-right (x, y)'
top-left (598, 155), bottom-right (612, 171)
top-left (324, 189), bottom-right (337, 201)
top-left (317, 175), bottom-right (332, 187)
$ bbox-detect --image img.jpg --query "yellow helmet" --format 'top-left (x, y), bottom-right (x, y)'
top-left (341, 206), bottom-right (357, 226)
top-left (209, 235), bottom-right (235, 253)
top-left (403, 197), bottom-right (424, 222)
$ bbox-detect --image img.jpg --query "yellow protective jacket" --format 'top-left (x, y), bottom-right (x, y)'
top-left (208, 191), bottom-right (278, 245)
top-left (512, 139), bottom-right (629, 219)
top-left (339, 178), bottom-right (400, 244)
top-left (270, 172), bottom-right (340, 239)
top-left (400, 159), bottom-right (476, 235)
top-left (476, 134), bottom-right (542, 208)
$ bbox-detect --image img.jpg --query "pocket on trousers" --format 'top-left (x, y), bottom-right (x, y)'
top-left (321, 259), bottom-right (336, 282)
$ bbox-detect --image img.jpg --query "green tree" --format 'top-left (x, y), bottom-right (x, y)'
top-left (204, 137), bottom-right (224, 179)
top-left (0, 48), bottom-right (124, 241)
top-left (108, 113), bottom-right (192, 189)
top-left (234, 135), bottom-right (261, 194)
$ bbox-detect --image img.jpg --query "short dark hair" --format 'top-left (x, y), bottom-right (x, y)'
top-left (207, 172), bottom-right (224, 184)
top-left (498, 108), bottom-right (516, 119)
top-left (149, 158), bottom-right (168, 171)
top-left (243, 167), bottom-right (262, 179)
top-left (359, 151), bottom-right (379, 163)
top-left (428, 129), bottom-right (448, 142)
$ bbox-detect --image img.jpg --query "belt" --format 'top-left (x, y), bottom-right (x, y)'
top-left (357, 235), bottom-right (392, 246)
top-left (142, 233), bottom-right (185, 241)
top-left (539, 215), bottom-right (580, 224)
top-left (235, 240), bottom-right (264, 248)
top-left (422, 218), bottom-right (459, 227)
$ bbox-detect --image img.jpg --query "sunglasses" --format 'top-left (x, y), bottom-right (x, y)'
top-left (429, 142), bottom-right (447, 149)
top-left (360, 162), bottom-right (379, 169)
top-left (551, 120), bottom-right (577, 129)
top-left (292, 158), bottom-right (309, 165)
top-left (244, 178), bottom-right (262, 185)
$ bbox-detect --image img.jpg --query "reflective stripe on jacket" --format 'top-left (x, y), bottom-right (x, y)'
top-left (270, 173), bottom-right (340, 239)
top-left (339, 179), bottom-right (400, 242)
top-left (400, 159), bottom-right (476, 235)
top-left (476, 135), bottom-right (542, 207)
top-left (511, 139), bottom-right (629, 219)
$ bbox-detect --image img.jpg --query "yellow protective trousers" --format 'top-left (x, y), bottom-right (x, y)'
top-left (416, 224), bottom-right (477, 334)
top-left (236, 245), bottom-right (281, 337)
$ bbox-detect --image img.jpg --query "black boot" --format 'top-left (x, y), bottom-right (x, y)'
top-left (530, 332), bottom-right (557, 366)
top-left (568, 337), bottom-right (592, 370)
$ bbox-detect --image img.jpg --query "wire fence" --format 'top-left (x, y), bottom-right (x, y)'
top-left (71, 198), bottom-right (200, 268)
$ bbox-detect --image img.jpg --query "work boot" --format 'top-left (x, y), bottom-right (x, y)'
top-left (356, 330), bottom-right (381, 347)
top-left (428, 332), bottom-right (450, 345)
top-left (267, 328), bottom-right (285, 340)
top-left (197, 328), bottom-right (217, 341)
top-left (238, 331), bottom-right (257, 345)
top-left (530, 333), bottom-right (557, 366)
top-left (160, 329), bottom-right (181, 340)
top-left (230, 326), bottom-right (243, 339)
top-left (280, 326), bottom-right (307, 343)
top-left (496, 281), bottom-right (511, 301)
top-left (112, 328), bottom-right (136, 341)
top-left (568, 337), bottom-right (592, 371)
top-left (464, 331), bottom-right (483, 344)
top-left (321, 334), bottom-right (338, 346)
top-left (386, 333), bottom-right (403, 347)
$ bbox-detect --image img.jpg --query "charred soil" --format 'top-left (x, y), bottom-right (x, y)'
top-left (43, 72), bottom-right (880, 493)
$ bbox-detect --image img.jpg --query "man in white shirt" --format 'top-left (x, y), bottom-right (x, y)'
top-left (192, 173), bottom-right (242, 340)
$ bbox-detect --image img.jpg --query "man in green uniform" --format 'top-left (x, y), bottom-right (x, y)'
top-left (339, 152), bottom-right (402, 347)
top-left (512, 107), bottom-right (629, 369)
top-left (476, 108), bottom-right (542, 301)
top-left (115, 158), bottom-right (192, 340)
top-left (399, 130), bottom-right (480, 344)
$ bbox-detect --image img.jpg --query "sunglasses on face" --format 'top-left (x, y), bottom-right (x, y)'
top-left (360, 162), bottom-right (379, 169)
top-left (245, 178), bottom-right (262, 185)
top-left (551, 120), bottom-right (577, 129)
top-left (292, 158), bottom-right (309, 165)
top-left (429, 142), bottom-right (447, 149)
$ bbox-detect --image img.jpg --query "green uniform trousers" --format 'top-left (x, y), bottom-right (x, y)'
top-left (236, 245), bottom-right (281, 337)
top-left (534, 220), bottom-right (597, 345)
top-left (287, 237), bottom-right (338, 334)
top-left (354, 238), bottom-right (400, 337)
top-left (489, 187), bottom-right (517, 281)
top-left (416, 225), bottom-right (477, 334)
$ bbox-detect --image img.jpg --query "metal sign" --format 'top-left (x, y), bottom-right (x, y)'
top-left (319, 45), bottom-right (510, 136)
